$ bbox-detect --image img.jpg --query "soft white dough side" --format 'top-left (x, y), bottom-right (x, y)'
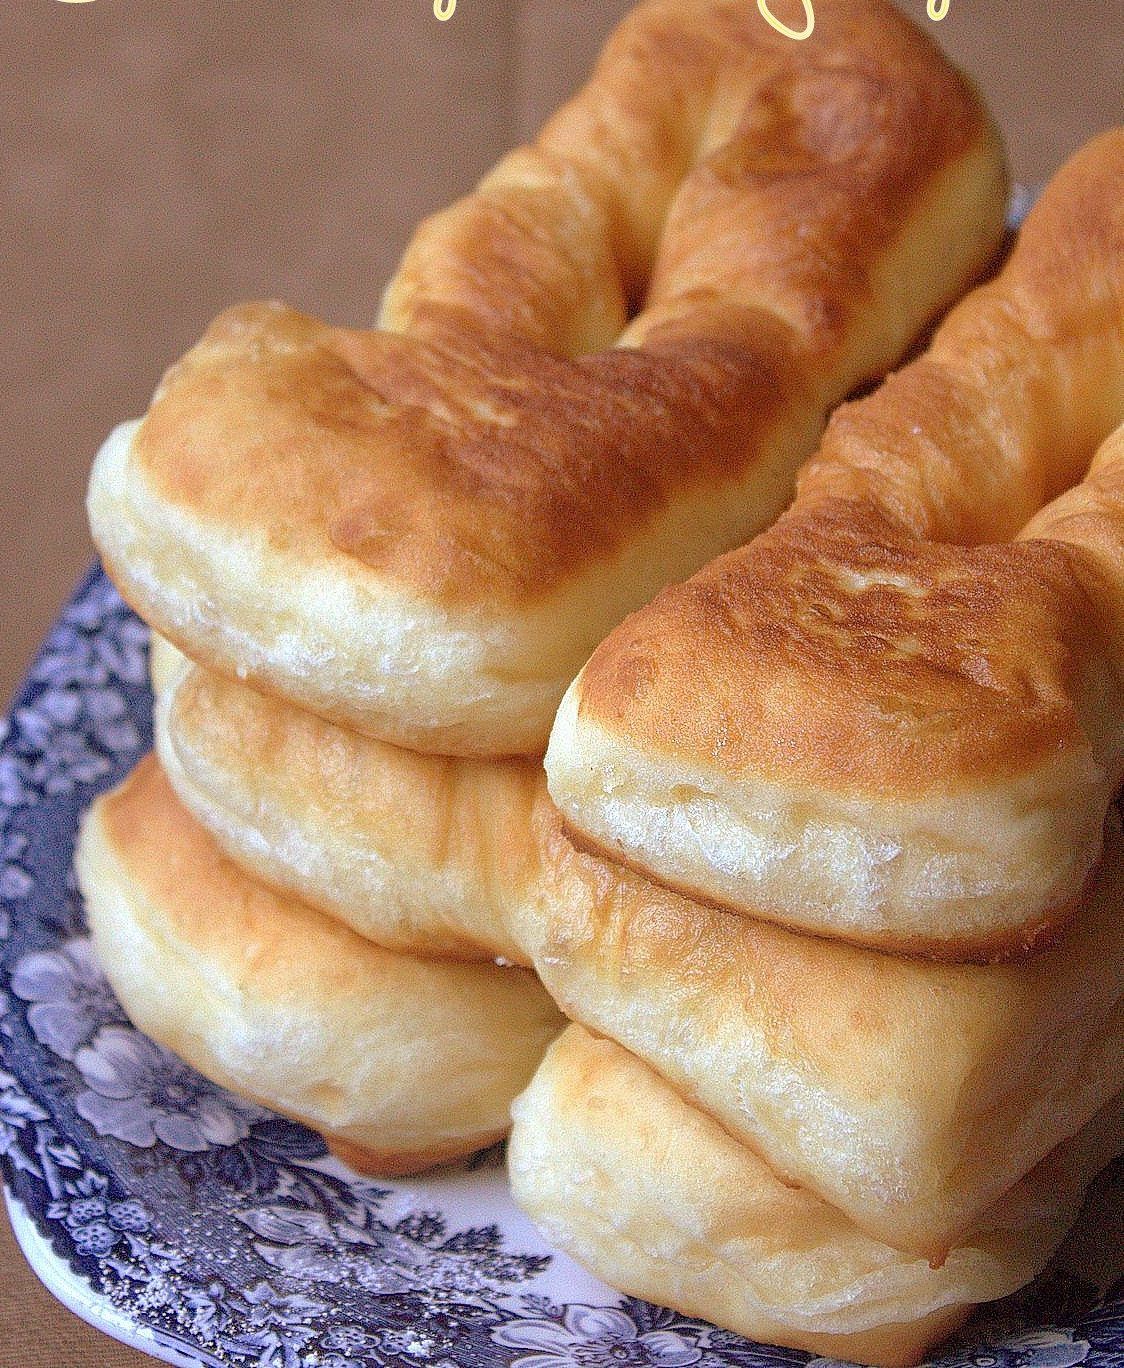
top-left (508, 1028), bottom-right (1123, 1357)
top-left (545, 675), bottom-right (1113, 947)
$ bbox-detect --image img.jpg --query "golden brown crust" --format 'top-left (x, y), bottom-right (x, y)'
top-left (133, 0), bottom-right (995, 607)
top-left (577, 505), bottom-right (1112, 790)
top-left (89, 0), bottom-right (1007, 754)
top-left (77, 756), bottom-right (565, 1173)
top-left (551, 129), bottom-right (1124, 941)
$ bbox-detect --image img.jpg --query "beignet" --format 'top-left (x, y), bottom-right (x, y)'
top-left (76, 755), bottom-right (564, 1173)
top-left (547, 129), bottom-right (1124, 955)
top-left (88, 0), bottom-right (1005, 756)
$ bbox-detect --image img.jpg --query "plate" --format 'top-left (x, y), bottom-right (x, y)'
top-left (0, 565), bottom-right (1122, 1368)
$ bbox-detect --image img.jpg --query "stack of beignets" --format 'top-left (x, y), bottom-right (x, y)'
top-left (510, 1028), bottom-right (1124, 1367)
top-left (81, 0), bottom-right (1004, 1184)
top-left (547, 129), bottom-right (1124, 961)
top-left (147, 640), bottom-right (1124, 1364)
top-left (69, 0), bottom-right (1067, 1361)
top-left (522, 129), bottom-right (1124, 1364)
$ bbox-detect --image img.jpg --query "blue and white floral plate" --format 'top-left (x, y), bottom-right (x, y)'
top-left (1, 566), bottom-right (1122, 1368)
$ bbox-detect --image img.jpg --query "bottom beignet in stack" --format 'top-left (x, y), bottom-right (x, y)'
top-left (516, 795), bottom-right (1124, 1263)
top-left (76, 755), bottom-right (564, 1174)
top-left (510, 1026), bottom-right (1124, 1368)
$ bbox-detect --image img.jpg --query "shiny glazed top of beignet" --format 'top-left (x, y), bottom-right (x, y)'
top-left (548, 128), bottom-right (1124, 954)
top-left (88, 0), bottom-right (1006, 755)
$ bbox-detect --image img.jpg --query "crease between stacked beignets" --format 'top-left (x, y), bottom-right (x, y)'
top-left (76, 755), bottom-right (564, 1173)
top-left (150, 635), bottom-right (538, 965)
top-left (546, 128), bottom-right (1124, 956)
top-left (509, 1027), bottom-right (1124, 1368)
top-left (88, 0), bottom-right (1006, 756)
top-left (514, 790), bottom-right (1124, 1263)
top-left (146, 644), bottom-right (1124, 1263)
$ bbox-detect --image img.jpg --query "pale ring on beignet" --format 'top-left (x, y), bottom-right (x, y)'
top-left (546, 129), bottom-right (1124, 958)
top-left (509, 1026), bottom-right (1124, 1368)
top-left (75, 755), bottom-right (564, 1174)
top-left (88, 0), bottom-right (1006, 757)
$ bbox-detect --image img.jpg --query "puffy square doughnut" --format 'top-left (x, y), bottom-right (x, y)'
top-left (509, 1026), bottom-right (1123, 1368)
top-left (76, 755), bottom-right (564, 1174)
top-left (546, 129), bottom-right (1124, 956)
top-left (88, 0), bottom-right (1006, 757)
top-left (150, 635), bottom-right (539, 964)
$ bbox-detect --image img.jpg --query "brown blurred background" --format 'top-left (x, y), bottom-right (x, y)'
top-left (2, 0), bottom-right (1123, 705)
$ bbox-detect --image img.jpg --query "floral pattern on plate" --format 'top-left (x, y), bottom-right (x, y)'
top-left (0, 565), bottom-right (1121, 1368)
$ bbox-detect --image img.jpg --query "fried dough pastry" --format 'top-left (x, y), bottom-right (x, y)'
top-left (547, 129), bottom-right (1124, 957)
top-left (88, 0), bottom-right (1006, 757)
top-left (75, 755), bottom-right (564, 1174)
top-left (150, 636), bottom-right (537, 964)
top-left (509, 1027), bottom-right (1124, 1368)
top-left (513, 793), bottom-right (1124, 1262)
top-left (142, 647), bottom-right (1124, 1258)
